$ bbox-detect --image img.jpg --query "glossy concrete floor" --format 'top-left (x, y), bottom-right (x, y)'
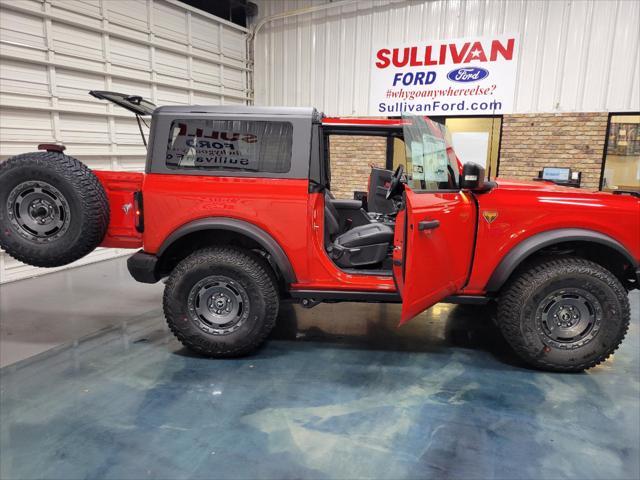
top-left (0, 257), bottom-right (164, 367)
top-left (0, 261), bottom-right (639, 480)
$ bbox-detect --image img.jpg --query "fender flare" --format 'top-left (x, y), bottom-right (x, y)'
top-left (158, 217), bottom-right (296, 284)
top-left (486, 228), bottom-right (637, 292)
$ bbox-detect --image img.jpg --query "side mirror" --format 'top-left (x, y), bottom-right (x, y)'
top-left (460, 162), bottom-right (489, 191)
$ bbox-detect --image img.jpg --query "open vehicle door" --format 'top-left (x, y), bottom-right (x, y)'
top-left (392, 116), bottom-right (477, 324)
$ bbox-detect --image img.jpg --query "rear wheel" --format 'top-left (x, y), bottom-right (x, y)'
top-left (163, 247), bottom-right (279, 357)
top-left (0, 152), bottom-right (109, 267)
top-left (497, 257), bottom-right (630, 372)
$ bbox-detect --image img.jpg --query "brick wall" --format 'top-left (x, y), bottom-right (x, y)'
top-left (329, 136), bottom-right (386, 198)
top-left (499, 112), bottom-right (608, 190)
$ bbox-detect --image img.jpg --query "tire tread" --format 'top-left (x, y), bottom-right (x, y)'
top-left (497, 257), bottom-right (630, 372)
top-left (163, 247), bottom-right (279, 358)
top-left (0, 152), bottom-right (109, 267)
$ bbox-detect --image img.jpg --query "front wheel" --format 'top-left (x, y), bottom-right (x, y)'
top-left (163, 247), bottom-right (279, 357)
top-left (497, 257), bottom-right (630, 372)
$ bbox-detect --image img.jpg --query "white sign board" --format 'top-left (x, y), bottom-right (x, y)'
top-left (451, 132), bottom-right (490, 168)
top-left (369, 34), bottom-right (518, 116)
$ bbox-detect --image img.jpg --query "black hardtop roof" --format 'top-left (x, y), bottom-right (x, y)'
top-left (89, 90), bottom-right (322, 120)
top-left (153, 105), bottom-right (321, 120)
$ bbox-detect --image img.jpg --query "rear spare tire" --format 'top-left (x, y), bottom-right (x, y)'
top-left (0, 151), bottom-right (109, 267)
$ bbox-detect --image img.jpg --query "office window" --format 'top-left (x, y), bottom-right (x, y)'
top-left (602, 114), bottom-right (640, 192)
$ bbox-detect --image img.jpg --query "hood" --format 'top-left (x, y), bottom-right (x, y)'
top-left (492, 177), bottom-right (640, 211)
top-left (494, 177), bottom-right (640, 197)
top-left (494, 177), bottom-right (592, 193)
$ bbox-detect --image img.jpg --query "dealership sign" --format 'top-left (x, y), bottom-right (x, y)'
top-left (369, 34), bottom-right (518, 116)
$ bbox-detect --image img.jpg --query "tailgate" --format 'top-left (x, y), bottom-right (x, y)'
top-left (94, 171), bottom-right (144, 248)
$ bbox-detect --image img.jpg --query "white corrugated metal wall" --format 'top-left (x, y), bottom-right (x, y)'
top-left (254, 0), bottom-right (640, 115)
top-left (0, 0), bottom-right (249, 283)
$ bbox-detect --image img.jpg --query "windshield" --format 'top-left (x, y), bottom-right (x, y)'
top-left (401, 115), bottom-right (460, 191)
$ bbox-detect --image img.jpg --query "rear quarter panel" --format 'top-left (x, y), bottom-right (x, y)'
top-left (466, 183), bottom-right (640, 293)
top-left (141, 174), bottom-right (310, 279)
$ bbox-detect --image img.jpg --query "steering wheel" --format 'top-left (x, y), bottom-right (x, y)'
top-left (386, 164), bottom-right (405, 200)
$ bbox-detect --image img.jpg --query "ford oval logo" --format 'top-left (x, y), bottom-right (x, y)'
top-left (447, 67), bottom-right (489, 83)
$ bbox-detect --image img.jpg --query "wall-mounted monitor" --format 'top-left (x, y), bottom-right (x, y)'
top-left (542, 167), bottom-right (571, 182)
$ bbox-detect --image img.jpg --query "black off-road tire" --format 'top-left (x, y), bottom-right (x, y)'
top-left (497, 257), bottom-right (630, 372)
top-left (0, 152), bottom-right (109, 267)
top-left (163, 247), bottom-right (279, 357)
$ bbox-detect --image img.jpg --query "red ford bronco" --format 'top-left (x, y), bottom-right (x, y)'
top-left (1, 91), bottom-right (638, 372)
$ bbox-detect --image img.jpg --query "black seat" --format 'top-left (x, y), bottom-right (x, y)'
top-left (334, 223), bottom-right (394, 248)
top-left (324, 192), bottom-right (393, 268)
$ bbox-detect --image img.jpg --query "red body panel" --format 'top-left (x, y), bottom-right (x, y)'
top-left (394, 188), bottom-right (476, 323)
top-left (96, 171), bottom-right (639, 303)
top-left (95, 171), bottom-right (143, 249)
top-left (464, 179), bottom-right (640, 293)
top-left (139, 177), bottom-right (397, 292)
top-left (323, 117), bottom-right (407, 126)
top-left (141, 175), bottom-right (310, 270)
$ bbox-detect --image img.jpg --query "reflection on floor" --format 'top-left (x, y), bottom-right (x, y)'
top-left (1, 288), bottom-right (638, 479)
top-left (0, 257), bottom-right (164, 367)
